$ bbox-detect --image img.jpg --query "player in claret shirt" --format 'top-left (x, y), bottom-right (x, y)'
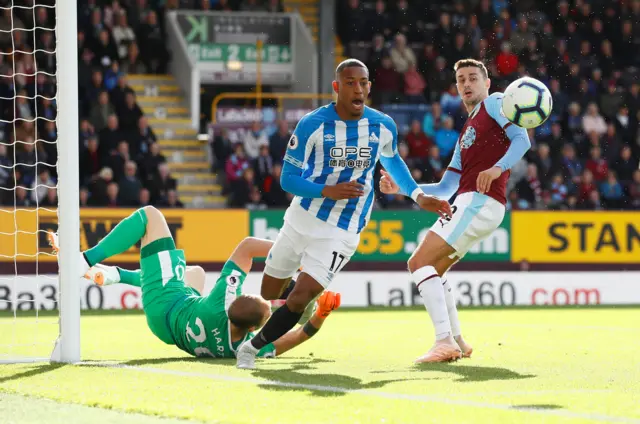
top-left (381, 59), bottom-right (531, 363)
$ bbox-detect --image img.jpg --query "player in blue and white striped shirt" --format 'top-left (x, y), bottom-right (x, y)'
top-left (237, 59), bottom-right (451, 369)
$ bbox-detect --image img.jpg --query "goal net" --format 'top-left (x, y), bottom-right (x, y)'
top-left (0, 0), bottom-right (79, 363)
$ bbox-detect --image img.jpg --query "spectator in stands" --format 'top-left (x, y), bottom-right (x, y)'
top-left (41, 187), bottom-right (58, 208)
top-left (162, 189), bottom-right (184, 208)
top-left (389, 33), bottom-right (416, 74)
top-left (269, 121), bottom-right (290, 163)
top-left (149, 162), bottom-right (177, 204)
top-left (14, 187), bottom-right (33, 207)
top-left (243, 121), bottom-right (268, 159)
top-left (105, 182), bottom-right (120, 207)
top-left (90, 91), bottom-right (115, 132)
top-left (254, 144), bottom-right (274, 189)
top-left (90, 167), bottom-right (113, 206)
top-left (108, 140), bottom-right (131, 180)
top-left (373, 56), bottom-right (401, 104)
top-left (403, 62), bottom-right (427, 104)
top-left (112, 11), bottom-right (136, 61)
top-left (134, 116), bottom-right (157, 157)
top-left (585, 146), bottom-right (609, 183)
top-left (228, 167), bottom-right (256, 208)
top-left (440, 84), bottom-right (461, 117)
top-left (600, 171), bottom-right (624, 209)
top-left (369, 1), bottom-right (391, 41)
top-left (434, 116), bottom-right (458, 159)
top-left (121, 42), bottom-right (146, 74)
top-left (32, 169), bottom-right (55, 204)
top-left (263, 163), bottom-right (289, 208)
top-left (140, 142), bottom-right (166, 183)
top-left (118, 92), bottom-right (143, 133)
top-left (247, 186), bottom-right (267, 211)
top-left (137, 12), bottom-right (170, 73)
top-left (422, 102), bottom-right (443, 139)
top-left (516, 163), bottom-right (542, 208)
top-left (549, 173), bottom-right (568, 206)
top-left (405, 120), bottom-right (432, 160)
top-left (225, 143), bottom-right (249, 186)
top-left (496, 42), bottom-right (518, 76)
top-left (118, 160), bottom-right (142, 206)
top-left (99, 114), bottom-right (123, 158)
top-left (582, 103), bottom-right (607, 136)
top-left (137, 188), bottom-right (151, 207)
top-left (425, 145), bottom-right (445, 182)
top-left (612, 146), bottom-right (636, 186)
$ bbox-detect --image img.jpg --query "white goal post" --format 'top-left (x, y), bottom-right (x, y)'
top-left (51, 0), bottom-right (80, 363)
top-left (0, 0), bottom-right (80, 364)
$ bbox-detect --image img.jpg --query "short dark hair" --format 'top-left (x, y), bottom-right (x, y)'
top-left (228, 294), bottom-right (266, 331)
top-left (335, 59), bottom-right (369, 78)
top-left (454, 58), bottom-right (488, 79)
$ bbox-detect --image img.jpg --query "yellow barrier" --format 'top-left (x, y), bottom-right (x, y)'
top-left (0, 208), bottom-right (249, 263)
top-left (512, 211), bottom-right (640, 263)
top-left (211, 92), bottom-right (335, 124)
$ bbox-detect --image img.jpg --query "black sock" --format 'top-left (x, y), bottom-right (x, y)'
top-left (278, 279), bottom-right (296, 300)
top-left (251, 303), bottom-right (302, 350)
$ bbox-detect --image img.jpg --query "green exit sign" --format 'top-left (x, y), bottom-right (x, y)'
top-left (188, 43), bottom-right (292, 64)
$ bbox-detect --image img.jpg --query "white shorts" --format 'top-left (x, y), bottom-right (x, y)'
top-left (264, 203), bottom-right (360, 288)
top-left (430, 192), bottom-right (505, 259)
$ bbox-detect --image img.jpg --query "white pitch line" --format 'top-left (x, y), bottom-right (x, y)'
top-left (79, 362), bottom-right (640, 424)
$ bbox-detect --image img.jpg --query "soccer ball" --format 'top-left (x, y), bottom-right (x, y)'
top-left (501, 77), bottom-right (553, 129)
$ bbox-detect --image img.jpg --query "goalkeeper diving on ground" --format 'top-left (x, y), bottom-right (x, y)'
top-left (48, 206), bottom-right (340, 359)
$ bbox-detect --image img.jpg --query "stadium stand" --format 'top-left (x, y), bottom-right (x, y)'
top-left (221, 0), bottom-right (640, 211)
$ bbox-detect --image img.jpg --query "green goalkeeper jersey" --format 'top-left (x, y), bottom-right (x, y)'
top-left (169, 260), bottom-right (276, 359)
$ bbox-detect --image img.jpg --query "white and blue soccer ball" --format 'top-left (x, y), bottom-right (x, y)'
top-left (501, 77), bottom-right (553, 129)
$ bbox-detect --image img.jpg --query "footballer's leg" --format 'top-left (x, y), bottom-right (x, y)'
top-left (49, 206), bottom-right (161, 278)
top-left (408, 231), bottom-right (463, 363)
top-left (238, 271), bottom-right (324, 369)
top-left (434, 257), bottom-right (473, 358)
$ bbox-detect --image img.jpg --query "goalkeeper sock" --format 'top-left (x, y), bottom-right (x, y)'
top-left (442, 278), bottom-right (461, 337)
top-left (250, 303), bottom-right (302, 350)
top-left (117, 267), bottom-right (141, 287)
top-left (413, 265), bottom-right (451, 340)
top-left (84, 208), bottom-right (148, 266)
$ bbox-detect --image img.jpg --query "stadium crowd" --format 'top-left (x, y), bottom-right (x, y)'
top-left (218, 0), bottom-right (640, 211)
top-left (0, 0), bottom-right (183, 208)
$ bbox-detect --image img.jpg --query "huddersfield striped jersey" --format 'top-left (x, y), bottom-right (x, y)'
top-left (283, 103), bottom-right (398, 234)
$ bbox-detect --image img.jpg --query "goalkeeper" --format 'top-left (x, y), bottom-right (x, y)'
top-left (49, 206), bottom-right (340, 359)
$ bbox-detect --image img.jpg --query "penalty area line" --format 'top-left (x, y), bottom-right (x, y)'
top-left (79, 362), bottom-right (639, 423)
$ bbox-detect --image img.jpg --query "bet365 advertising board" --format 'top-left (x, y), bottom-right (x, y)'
top-left (1, 209), bottom-right (639, 265)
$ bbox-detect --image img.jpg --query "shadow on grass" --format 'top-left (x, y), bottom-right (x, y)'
top-left (412, 363), bottom-right (536, 382)
top-left (0, 363), bottom-right (65, 384)
top-left (371, 363), bottom-right (535, 383)
top-left (251, 359), bottom-right (433, 398)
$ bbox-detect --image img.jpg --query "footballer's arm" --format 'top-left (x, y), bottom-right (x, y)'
top-left (271, 291), bottom-right (340, 356)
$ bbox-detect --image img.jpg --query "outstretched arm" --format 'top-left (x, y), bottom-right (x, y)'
top-left (271, 291), bottom-right (340, 356)
top-left (228, 237), bottom-right (274, 274)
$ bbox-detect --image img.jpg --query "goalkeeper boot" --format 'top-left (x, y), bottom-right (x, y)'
top-left (47, 231), bottom-right (90, 278)
top-left (85, 264), bottom-right (120, 286)
top-left (455, 335), bottom-right (473, 358)
top-left (236, 340), bottom-right (258, 370)
top-left (414, 339), bottom-right (462, 364)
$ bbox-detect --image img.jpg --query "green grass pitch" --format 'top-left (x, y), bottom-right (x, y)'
top-left (1, 307), bottom-right (639, 424)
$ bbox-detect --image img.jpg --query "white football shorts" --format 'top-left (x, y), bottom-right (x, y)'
top-left (264, 203), bottom-right (360, 288)
top-left (430, 191), bottom-right (505, 259)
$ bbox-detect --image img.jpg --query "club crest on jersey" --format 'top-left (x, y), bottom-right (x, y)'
top-left (288, 134), bottom-right (299, 150)
top-left (460, 126), bottom-right (476, 149)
